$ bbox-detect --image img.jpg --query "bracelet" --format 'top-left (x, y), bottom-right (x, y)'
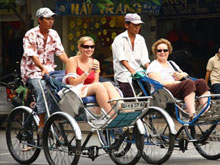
top-left (84, 71), bottom-right (89, 76)
top-left (95, 69), bottom-right (100, 73)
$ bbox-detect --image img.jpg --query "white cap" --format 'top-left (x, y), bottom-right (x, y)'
top-left (125, 13), bottom-right (144, 24)
top-left (36, 7), bottom-right (56, 18)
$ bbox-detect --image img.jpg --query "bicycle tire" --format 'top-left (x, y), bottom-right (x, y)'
top-left (6, 108), bottom-right (41, 164)
top-left (109, 125), bottom-right (144, 165)
top-left (43, 113), bottom-right (81, 165)
top-left (142, 107), bottom-right (175, 164)
top-left (191, 123), bottom-right (220, 160)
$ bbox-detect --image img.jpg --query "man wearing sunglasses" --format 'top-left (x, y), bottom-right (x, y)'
top-left (112, 13), bottom-right (150, 97)
top-left (20, 7), bottom-right (68, 148)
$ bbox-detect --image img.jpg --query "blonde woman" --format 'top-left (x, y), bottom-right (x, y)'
top-left (63, 36), bottom-right (121, 116)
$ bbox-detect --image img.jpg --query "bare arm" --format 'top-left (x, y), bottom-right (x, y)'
top-left (58, 53), bottom-right (68, 64)
top-left (205, 71), bottom-right (211, 84)
top-left (93, 59), bottom-right (100, 82)
top-left (148, 72), bottom-right (180, 87)
top-left (121, 60), bottom-right (135, 75)
top-left (173, 71), bottom-right (188, 81)
top-left (32, 56), bottom-right (48, 76)
top-left (65, 57), bottom-right (89, 86)
top-left (144, 62), bottom-right (149, 69)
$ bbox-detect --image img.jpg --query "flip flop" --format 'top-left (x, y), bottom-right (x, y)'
top-left (22, 146), bottom-right (33, 152)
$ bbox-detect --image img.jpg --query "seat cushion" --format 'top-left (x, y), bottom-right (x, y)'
top-left (82, 95), bottom-right (96, 103)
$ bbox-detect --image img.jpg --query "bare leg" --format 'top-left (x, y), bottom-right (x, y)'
top-left (23, 112), bottom-right (45, 151)
top-left (199, 91), bottom-right (210, 109)
top-left (86, 82), bottom-right (114, 116)
top-left (39, 113), bottom-right (46, 128)
top-left (102, 82), bottom-right (123, 111)
top-left (101, 82), bottom-right (121, 100)
top-left (184, 92), bottom-right (196, 117)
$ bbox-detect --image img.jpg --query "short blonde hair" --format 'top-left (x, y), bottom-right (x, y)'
top-left (77, 36), bottom-right (95, 56)
top-left (152, 38), bottom-right (173, 56)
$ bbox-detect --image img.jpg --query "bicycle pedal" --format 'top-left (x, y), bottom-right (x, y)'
top-left (179, 139), bottom-right (188, 152)
top-left (88, 146), bottom-right (99, 161)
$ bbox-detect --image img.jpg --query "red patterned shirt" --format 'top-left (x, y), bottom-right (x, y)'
top-left (20, 26), bottom-right (65, 83)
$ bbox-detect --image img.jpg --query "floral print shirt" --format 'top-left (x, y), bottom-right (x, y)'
top-left (20, 26), bottom-right (65, 83)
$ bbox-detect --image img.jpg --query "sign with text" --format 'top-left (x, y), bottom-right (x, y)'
top-left (161, 0), bottom-right (220, 16)
top-left (56, 0), bottom-right (161, 16)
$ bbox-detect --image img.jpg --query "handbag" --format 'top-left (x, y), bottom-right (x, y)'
top-left (169, 61), bottom-right (191, 81)
top-left (58, 88), bottom-right (83, 116)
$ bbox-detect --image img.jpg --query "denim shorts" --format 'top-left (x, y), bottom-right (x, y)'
top-left (27, 78), bottom-right (50, 114)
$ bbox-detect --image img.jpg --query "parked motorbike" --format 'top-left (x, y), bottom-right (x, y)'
top-left (0, 63), bottom-right (35, 109)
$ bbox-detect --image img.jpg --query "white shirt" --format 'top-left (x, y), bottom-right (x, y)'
top-left (112, 30), bottom-right (150, 83)
top-left (147, 60), bottom-right (181, 82)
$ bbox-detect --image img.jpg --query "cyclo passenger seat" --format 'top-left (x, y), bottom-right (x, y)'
top-left (45, 71), bottom-right (98, 121)
top-left (49, 70), bottom-right (97, 104)
top-left (132, 71), bottom-right (177, 117)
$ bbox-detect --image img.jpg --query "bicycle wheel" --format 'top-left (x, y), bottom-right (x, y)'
top-left (142, 107), bottom-right (175, 164)
top-left (43, 113), bottom-right (81, 165)
top-left (191, 123), bottom-right (220, 160)
top-left (108, 125), bottom-right (144, 165)
top-left (6, 108), bottom-right (40, 164)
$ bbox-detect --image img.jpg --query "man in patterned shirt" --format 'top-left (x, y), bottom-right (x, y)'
top-left (20, 7), bottom-right (68, 144)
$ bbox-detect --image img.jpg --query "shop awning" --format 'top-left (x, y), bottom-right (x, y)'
top-left (56, 0), bottom-right (162, 16)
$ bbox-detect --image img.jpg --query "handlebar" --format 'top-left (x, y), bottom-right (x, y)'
top-left (0, 69), bottom-right (21, 88)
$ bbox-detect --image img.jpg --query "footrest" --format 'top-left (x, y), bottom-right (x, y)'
top-left (198, 100), bottom-right (220, 122)
top-left (105, 111), bottom-right (142, 128)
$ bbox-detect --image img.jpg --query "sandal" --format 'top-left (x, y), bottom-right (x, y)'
top-left (189, 113), bottom-right (196, 121)
top-left (22, 146), bottom-right (33, 152)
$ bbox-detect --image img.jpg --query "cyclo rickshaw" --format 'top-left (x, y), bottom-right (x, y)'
top-left (5, 71), bottom-right (176, 165)
top-left (132, 71), bottom-right (220, 164)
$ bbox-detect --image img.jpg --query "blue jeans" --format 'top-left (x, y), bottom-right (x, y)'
top-left (27, 78), bottom-right (50, 114)
top-left (211, 83), bottom-right (220, 99)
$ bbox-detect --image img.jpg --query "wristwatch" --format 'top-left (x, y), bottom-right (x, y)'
top-left (84, 71), bottom-right (89, 76)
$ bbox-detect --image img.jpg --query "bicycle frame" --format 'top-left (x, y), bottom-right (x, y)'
top-left (134, 73), bottom-right (220, 156)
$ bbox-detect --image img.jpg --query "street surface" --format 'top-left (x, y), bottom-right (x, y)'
top-left (1, 128), bottom-right (220, 165)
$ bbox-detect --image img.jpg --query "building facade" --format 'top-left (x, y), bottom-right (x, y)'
top-left (1, 0), bottom-right (220, 80)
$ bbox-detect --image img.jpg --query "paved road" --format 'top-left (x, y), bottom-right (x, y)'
top-left (1, 128), bottom-right (220, 165)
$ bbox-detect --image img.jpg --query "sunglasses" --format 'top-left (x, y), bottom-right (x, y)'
top-left (81, 45), bottom-right (95, 49)
top-left (157, 49), bottom-right (168, 53)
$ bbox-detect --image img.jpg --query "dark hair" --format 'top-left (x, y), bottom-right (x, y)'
top-left (37, 17), bottom-right (44, 24)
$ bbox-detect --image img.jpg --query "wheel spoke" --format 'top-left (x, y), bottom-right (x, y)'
top-left (6, 109), bottom-right (41, 164)
top-left (43, 114), bottom-right (81, 165)
top-left (107, 126), bottom-right (144, 165)
top-left (142, 109), bottom-right (175, 164)
top-left (192, 123), bottom-right (220, 160)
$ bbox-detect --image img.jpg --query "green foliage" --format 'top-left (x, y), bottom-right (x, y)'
top-left (0, 0), bottom-right (15, 3)
top-left (0, 0), bottom-right (15, 9)
top-left (86, 0), bottom-right (113, 10)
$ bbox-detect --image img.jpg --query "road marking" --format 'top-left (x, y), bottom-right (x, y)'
top-left (0, 153), bottom-right (10, 156)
